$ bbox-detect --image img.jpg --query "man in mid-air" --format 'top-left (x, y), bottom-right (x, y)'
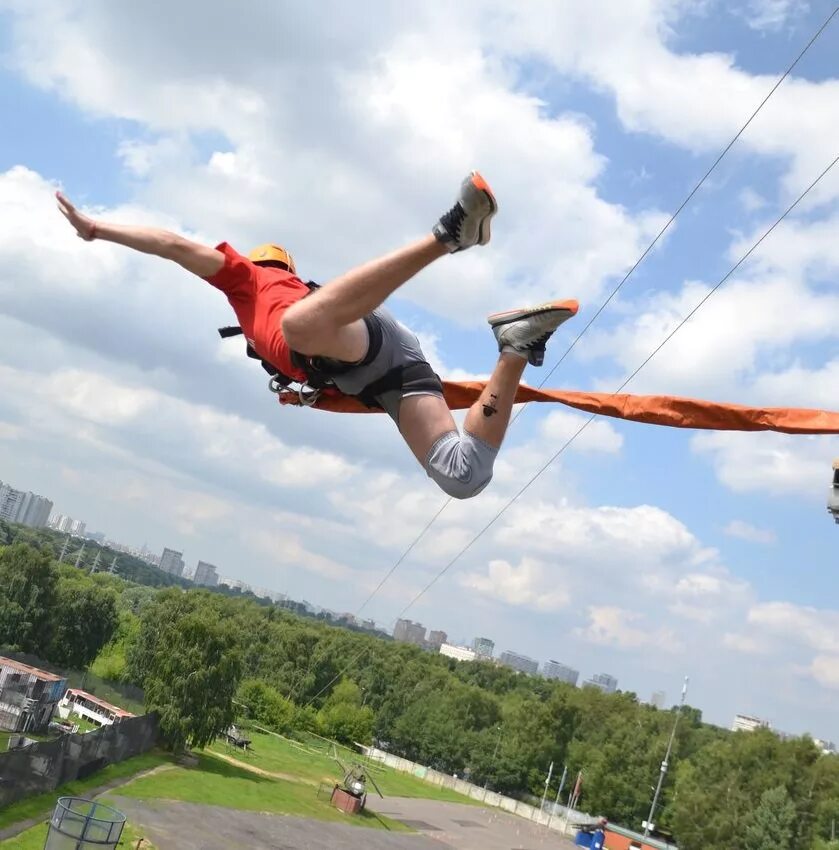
top-left (57, 173), bottom-right (576, 499)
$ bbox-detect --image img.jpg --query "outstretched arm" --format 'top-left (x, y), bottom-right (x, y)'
top-left (56, 191), bottom-right (224, 278)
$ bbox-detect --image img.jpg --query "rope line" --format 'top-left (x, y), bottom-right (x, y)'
top-left (302, 153), bottom-right (838, 707)
top-left (351, 5), bottom-right (839, 622)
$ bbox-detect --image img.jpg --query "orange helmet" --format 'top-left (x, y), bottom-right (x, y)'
top-left (248, 243), bottom-right (296, 274)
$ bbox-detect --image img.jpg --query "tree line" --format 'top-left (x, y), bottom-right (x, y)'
top-left (1, 538), bottom-right (838, 850)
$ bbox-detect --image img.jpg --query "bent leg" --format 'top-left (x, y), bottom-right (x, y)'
top-left (282, 171), bottom-right (497, 362)
top-left (397, 353), bottom-right (526, 500)
top-left (283, 236), bottom-right (447, 360)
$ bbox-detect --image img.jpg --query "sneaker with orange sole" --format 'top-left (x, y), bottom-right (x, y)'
top-left (433, 171), bottom-right (498, 252)
top-left (488, 300), bottom-right (579, 366)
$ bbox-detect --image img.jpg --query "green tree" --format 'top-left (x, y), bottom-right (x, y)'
top-left (128, 590), bottom-right (242, 752)
top-left (237, 678), bottom-right (295, 733)
top-left (47, 569), bottom-right (119, 668)
top-left (0, 543), bottom-right (57, 654)
top-left (744, 786), bottom-right (796, 850)
top-left (317, 679), bottom-right (375, 745)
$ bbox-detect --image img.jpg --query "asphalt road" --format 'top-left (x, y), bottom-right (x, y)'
top-left (110, 794), bottom-right (577, 850)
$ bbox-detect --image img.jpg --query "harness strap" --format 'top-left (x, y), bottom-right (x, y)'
top-left (356, 360), bottom-right (443, 409)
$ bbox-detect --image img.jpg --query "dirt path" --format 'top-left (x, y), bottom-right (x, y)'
top-left (209, 749), bottom-right (321, 786)
top-left (0, 763), bottom-right (177, 842)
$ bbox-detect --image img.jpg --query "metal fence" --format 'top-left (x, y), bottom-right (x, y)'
top-left (0, 712), bottom-right (159, 808)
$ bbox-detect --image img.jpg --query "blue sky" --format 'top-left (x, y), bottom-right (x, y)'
top-left (0, 0), bottom-right (837, 740)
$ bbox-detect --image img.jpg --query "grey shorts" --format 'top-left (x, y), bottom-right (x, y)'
top-left (329, 307), bottom-right (443, 422)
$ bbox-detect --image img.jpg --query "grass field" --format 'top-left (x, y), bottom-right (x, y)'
top-left (0, 751), bottom-right (171, 832)
top-left (116, 752), bottom-right (411, 831)
top-left (0, 819), bottom-right (152, 849)
top-left (209, 728), bottom-right (478, 804)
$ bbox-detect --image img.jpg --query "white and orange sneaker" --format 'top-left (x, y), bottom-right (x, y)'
top-left (488, 300), bottom-right (579, 366)
top-left (432, 171), bottom-right (498, 252)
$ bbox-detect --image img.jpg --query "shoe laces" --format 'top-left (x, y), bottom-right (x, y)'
top-left (441, 203), bottom-right (466, 239)
top-left (525, 331), bottom-right (552, 351)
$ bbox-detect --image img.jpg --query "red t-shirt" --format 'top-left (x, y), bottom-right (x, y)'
top-left (205, 242), bottom-right (310, 382)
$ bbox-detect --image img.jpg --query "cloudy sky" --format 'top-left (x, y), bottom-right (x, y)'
top-left (1, 0), bottom-right (838, 739)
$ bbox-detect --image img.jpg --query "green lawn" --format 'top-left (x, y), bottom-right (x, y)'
top-left (0, 819), bottom-right (152, 849)
top-left (0, 751), bottom-right (171, 832)
top-left (116, 752), bottom-right (411, 831)
top-left (210, 728), bottom-right (479, 805)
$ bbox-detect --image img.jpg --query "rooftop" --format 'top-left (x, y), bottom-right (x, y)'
top-left (64, 688), bottom-right (135, 719)
top-left (0, 656), bottom-right (64, 683)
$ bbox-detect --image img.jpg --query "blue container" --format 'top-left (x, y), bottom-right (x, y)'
top-left (575, 831), bottom-right (594, 847)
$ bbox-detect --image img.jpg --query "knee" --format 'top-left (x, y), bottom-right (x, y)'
top-left (424, 431), bottom-right (498, 500)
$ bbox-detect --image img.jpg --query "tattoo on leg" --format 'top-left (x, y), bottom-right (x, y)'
top-left (482, 392), bottom-right (499, 418)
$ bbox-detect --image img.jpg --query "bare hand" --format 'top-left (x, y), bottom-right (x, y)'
top-left (56, 191), bottom-right (97, 241)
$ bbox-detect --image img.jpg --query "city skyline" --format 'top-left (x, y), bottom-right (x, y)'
top-left (5, 474), bottom-right (837, 742)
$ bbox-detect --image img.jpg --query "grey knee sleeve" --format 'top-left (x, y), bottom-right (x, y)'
top-left (424, 430), bottom-right (498, 500)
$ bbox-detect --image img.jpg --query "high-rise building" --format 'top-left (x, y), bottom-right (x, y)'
top-left (583, 673), bottom-right (618, 694)
top-left (393, 619), bottom-right (427, 646)
top-left (650, 690), bottom-right (666, 709)
top-left (0, 481), bottom-right (52, 528)
top-left (159, 547), bottom-right (185, 577)
top-left (499, 650), bottom-right (539, 676)
top-left (732, 713), bottom-right (770, 733)
top-left (427, 630), bottom-right (448, 650)
top-left (440, 643), bottom-right (476, 662)
top-left (472, 637), bottom-right (495, 659)
top-left (194, 561), bottom-right (220, 587)
top-left (542, 660), bottom-right (579, 686)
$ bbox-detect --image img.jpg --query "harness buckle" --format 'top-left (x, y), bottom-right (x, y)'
top-left (297, 384), bottom-right (322, 407)
top-left (268, 375), bottom-right (289, 396)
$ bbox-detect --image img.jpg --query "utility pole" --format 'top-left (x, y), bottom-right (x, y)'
top-left (547, 764), bottom-right (568, 829)
top-left (483, 725), bottom-right (503, 795)
top-left (73, 542), bottom-right (86, 569)
top-left (644, 676), bottom-right (689, 838)
top-left (540, 761), bottom-right (554, 812)
top-left (108, 556), bottom-right (118, 575)
top-left (89, 551), bottom-right (101, 575)
top-left (58, 534), bottom-right (70, 563)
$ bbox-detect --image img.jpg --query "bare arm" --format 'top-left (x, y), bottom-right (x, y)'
top-left (56, 191), bottom-right (224, 278)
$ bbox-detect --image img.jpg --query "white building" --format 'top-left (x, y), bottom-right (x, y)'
top-left (732, 713), bottom-right (770, 733)
top-left (159, 547), bottom-right (185, 577)
top-left (0, 657), bottom-right (67, 733)
top-left (472, 637), bottom-right (495, 659)
top-left (440, 643), bottom-right (476, 662)
top-left (58, 689), bottom-right (134, 728)
top-left (543, 660), bottom-right (580, 686)
top-left (0, 481), bottom-right (52, 528)
top-left (650, 690), bottom-right (667, 709)
top-left (499, 650), bottom-right (539, 676)
top-left (194, 560), bottom-right (220, 587)
top-left (584, 673), bottom-right (618, 694)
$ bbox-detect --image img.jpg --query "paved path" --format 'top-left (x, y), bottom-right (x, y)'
top-left (110, 795), bottom-right (577, 850)
top-left (110, 797), bottom-right (442, 850)
top-left (369, 797), bottom-right (576, 850)
top-left (0, 763), bottom-right (176, 842)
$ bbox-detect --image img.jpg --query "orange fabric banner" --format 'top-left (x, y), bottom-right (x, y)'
top-left (278, 381), bottom-right (839, 435)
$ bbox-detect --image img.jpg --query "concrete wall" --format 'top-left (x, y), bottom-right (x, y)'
top-left (0, 712), bottom-right (158, 808)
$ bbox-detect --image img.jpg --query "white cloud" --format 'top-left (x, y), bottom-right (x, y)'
top-left (692, 431), bottom-right (837, 497)
top-left (724, 519), bottom-right (777, 544)
top-left (748, 601), bottom-right (839, 655)
top-left (574, 606), bottom-right (683, 653)
top-left (540, 411), bottom-right (624, 454)
top-left (459, 557), bottom-right (570, 612)
top-left (809, 655), bottom-right (839, 690)
top-left (740, 0), bottom-right (810, 33)
top-left (723, 632), bottom-right (770, 654)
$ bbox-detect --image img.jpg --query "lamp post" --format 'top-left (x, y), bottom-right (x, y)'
top-left (643, 676), bottom-right (689, 839)
top-left (483, 725), bottom-right (503, 796)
